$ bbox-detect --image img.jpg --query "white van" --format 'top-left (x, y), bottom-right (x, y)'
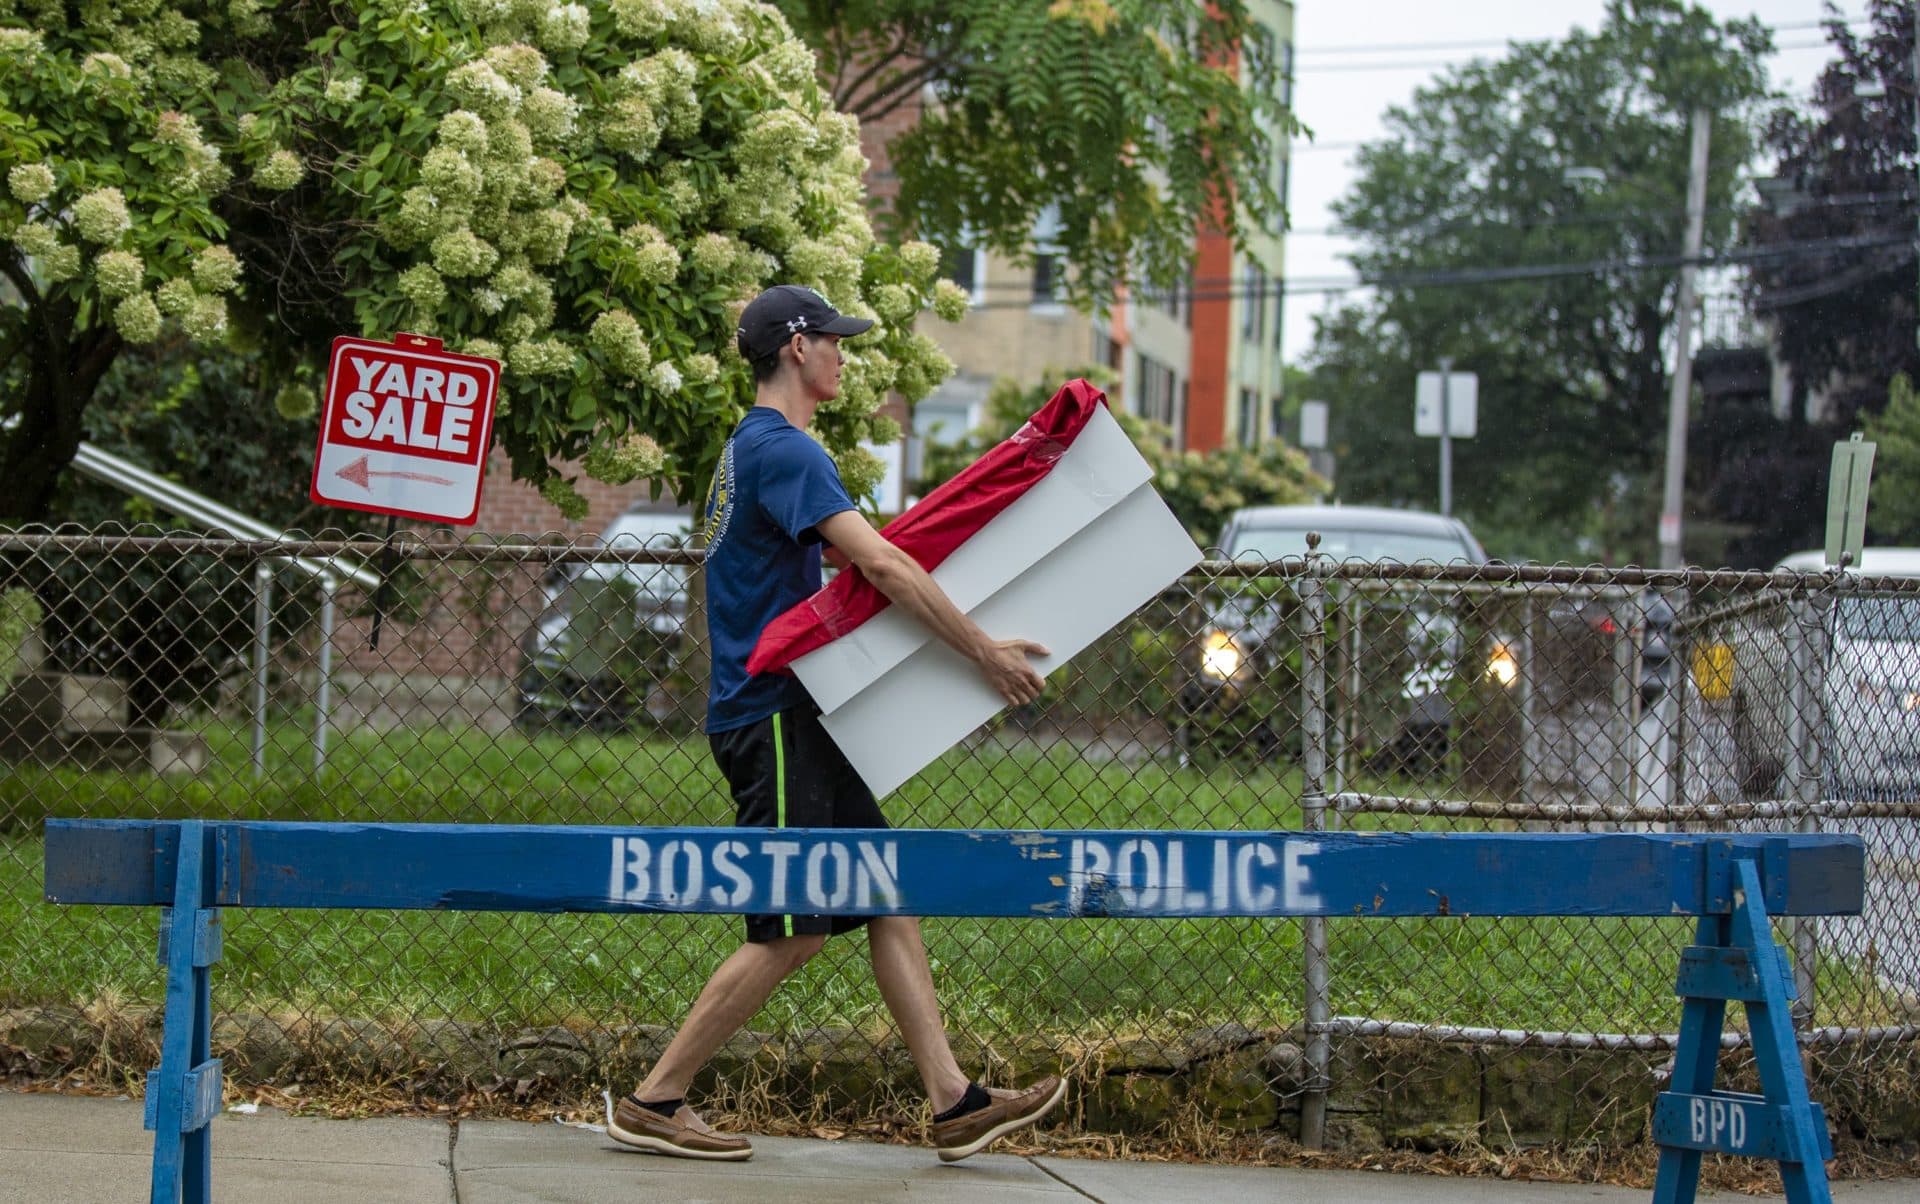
top-left (1737, 549), bottom-right (1920, 796)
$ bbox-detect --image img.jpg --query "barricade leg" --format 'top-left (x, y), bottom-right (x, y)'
top-left (1651, 853), bottom-right (1833, 1204)
top-left (146, 821), bottom-right (223, 1204)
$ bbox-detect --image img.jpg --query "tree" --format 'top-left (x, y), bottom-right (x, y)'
top-left (780, 0), bottom-right (1295, 303)
top-left (1302, 0), bottom-right (1772, 564)
top-left (916, 366), bottom-right (1325, 545)
top-left (1745, 0), bottom-right (1920, 430)
top-left (1863, 373), bottom-right (1920, 542)
top-left (0, 0), bottom-right (963, 524)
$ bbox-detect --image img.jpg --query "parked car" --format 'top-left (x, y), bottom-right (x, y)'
top-left (1175, 505), bottom-right (1510, 770)
top-left (1730, 548), bottom-right (1920, 798)
top-left (516, 505), bottom-right (695, 731)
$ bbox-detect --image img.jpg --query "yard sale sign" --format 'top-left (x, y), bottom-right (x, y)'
top-left (308, 332), bottom-right (501, 525)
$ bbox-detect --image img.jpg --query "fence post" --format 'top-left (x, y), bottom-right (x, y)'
top-left (313, 572), bottom-right (336, 777)
top-left (1516, 594), bottom-right (1538, 816)
top-left (1786, 592), bottom-right (1829, 1024)
top-left (1297, 542), bottom-right (1333, 1149)
top-left (251, 564), bottom-right (272, 780)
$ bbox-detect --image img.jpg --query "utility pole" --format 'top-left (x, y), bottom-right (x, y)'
top-left (1437, 356), bottom-right (1454, 517)
top-left (1659, 106), bottom-right (1711, 570)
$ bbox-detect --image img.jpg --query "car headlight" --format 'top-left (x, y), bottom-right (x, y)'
top-left (1485, 641), bottom-right (1518, 688)
top-left (1199, 631), bottom-right (1244, 681)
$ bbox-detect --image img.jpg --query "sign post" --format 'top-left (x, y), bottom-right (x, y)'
top-left (309, 332), bottom-right (501, 526)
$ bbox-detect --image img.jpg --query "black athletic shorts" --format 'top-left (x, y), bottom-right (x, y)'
top-left (708, 701), bottom-right (890, 944)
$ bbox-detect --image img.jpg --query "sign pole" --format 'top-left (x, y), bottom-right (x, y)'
top-left (369, 513), bottom-right (398, 651)
top-left (1438, 356), bottom-right (1453, 517)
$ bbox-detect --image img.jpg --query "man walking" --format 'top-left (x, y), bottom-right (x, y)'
top-left (609, 285), bottom-right (1067, 1163)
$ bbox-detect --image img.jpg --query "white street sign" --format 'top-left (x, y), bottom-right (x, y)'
top-left (1415, 372), bottom-right (1478, 438)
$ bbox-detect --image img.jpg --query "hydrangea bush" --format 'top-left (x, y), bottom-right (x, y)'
top-left (0, 0), bottom-right (960, 519)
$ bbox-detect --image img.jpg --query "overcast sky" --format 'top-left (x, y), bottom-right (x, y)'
top-left (1280, 1), bottom-right (1853, 360)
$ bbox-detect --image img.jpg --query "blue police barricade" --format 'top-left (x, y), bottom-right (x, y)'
top-left (45, 821), bottom-right (1864, 1204)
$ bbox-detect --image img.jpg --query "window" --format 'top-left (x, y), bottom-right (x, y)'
top-left (1238, 389), bottom-right (1259, 448)
top-left (1241, 263), bottom-right (1265, 340)
top-left (1031, 253), bottom-right (1059, 306)
top-left (1137, 352), bottom-right (1179, 436)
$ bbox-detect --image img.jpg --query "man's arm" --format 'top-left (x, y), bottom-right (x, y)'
top-left (816, 510), bottom-right (1047, 707)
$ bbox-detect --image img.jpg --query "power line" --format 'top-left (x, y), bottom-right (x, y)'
top-left (1294, 39), bottom-right (1833, 74)
top-left (961, 230), bottom-right (1911, 307)
top-left (1292, 15), bottom-right (1866, 57)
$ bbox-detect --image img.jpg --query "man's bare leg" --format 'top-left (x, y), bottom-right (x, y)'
top-left (636, 933), bottom-right (823, 1108)
top-left (867, 915), bottom-right (969, 1113)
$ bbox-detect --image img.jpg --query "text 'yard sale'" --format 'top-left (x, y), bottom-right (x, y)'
top-left (309, 332), bottom-right (500, 526)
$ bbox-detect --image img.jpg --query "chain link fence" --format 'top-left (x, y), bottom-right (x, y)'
top-left (2, 525), bottom-right (1916, 1146)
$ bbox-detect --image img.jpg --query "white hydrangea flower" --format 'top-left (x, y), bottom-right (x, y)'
top-left (155, 277), bottom-right (198, 316)
top-left (833, 445), bottom-right (886, 502)
top-left (899, 240), bottom-right (941, 283)
top-left (7, 163), bottom-right (54, 204)
top-left (325, 76), bottom-right (365, 104)
top-left (255, 150), bottom-right (306, 191)
top-left (689, 232), bottom-right (739, 277)
top-left (0, 27), bottom-right (44, 56)
top-left (397, 264), bottom-right (447, 310)
top-left (872, 283), bottom-right (914, 323)
top-left (646, 360), bottom-right (682, 394)
top-left (523, 207), bottom-right (574, 264)
top-left (471, 287), bottom-right (507, 315)
top-left (431, 227), bottom-right (500, 277)
top-left (93, 250), bottom-right (145, 299)
top-left (509, 338), bottom-right (574, 376)
top-left (438, 110), bottom-right (491, 156)
top-left (80, 52), bottom-right (132, 79)
top-left (41, 243), bottom-right (80, 283)
top-left (421, 146), bottom-right (482, 203)
top-left (521, 87), bottom-right (580, 144)
top-left (538, 3), bottom-right (591, 52)
top-left (191, 245), bottom-right (242, 293)
top-left (600, 95), bottom-right (662, 157)
top-left (72, 187), bottom-right (132, 244)
top-left (933, 279), bottom-right (971, 322)
top-left (447, 60), bottom-right (521, 119)
top-left (608, 0), bottom-right (670, 40)
top-left (113, 293), bottom-right (163, 343)
top-left (484, 43), bottom-right (549, 90)
top-left (583, 432), bottom-right (666, 484)
top-left (588, 309), bottom-right (651, 379)
top-left (181, 295), bottom-right (229, 342)
top-left (682, 352), bottom-right (719, 385)
top-left (11, 223), bottom-right (59, 259)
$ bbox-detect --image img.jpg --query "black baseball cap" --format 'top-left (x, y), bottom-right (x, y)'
top-left (735, 285), bottom-right (874, 362)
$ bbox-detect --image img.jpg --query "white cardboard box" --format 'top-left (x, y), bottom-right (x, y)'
top-left (791, 405), bottom-right (1202, 797)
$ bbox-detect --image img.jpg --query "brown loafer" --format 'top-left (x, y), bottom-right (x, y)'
top-left (929, 1075), bottom-right (1067, 1163)
top-left (607, 1095), bottom-right (753, 1161)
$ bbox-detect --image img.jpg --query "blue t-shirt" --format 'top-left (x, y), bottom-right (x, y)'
top-left (702, 407), bottom-right (856, 732)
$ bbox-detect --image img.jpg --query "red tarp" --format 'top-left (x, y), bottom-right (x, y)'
top-left (746, 377), bottom-right (1109, 677)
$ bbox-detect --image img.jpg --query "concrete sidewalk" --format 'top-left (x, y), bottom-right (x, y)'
top-left (2, 1088), bottom-right (1910, 1203)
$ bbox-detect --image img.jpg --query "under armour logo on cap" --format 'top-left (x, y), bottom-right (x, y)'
top-left (786, 316), bottom-right (809, 333)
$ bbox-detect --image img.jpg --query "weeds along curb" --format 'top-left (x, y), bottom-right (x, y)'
top-left (5, 1004), bottom-right (1918, 1160)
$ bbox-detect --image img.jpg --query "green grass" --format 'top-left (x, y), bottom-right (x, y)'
top-left (0, 718), bottom-right (1905, 1044)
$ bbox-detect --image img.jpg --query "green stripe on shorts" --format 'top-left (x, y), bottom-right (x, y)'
top-left (772, 712), bottom-right (791, 938)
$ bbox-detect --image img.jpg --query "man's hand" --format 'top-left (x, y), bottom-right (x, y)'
top-left (976, 638), bottom-right (1049, 707)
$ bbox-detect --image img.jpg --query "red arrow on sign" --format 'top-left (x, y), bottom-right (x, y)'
top-left (335, 455), bottom-right (456, 490)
